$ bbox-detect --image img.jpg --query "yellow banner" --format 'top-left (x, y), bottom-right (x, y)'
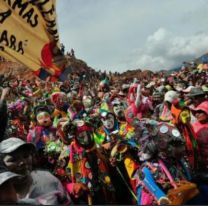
top-left (0, 0), bottom-right (66, 77)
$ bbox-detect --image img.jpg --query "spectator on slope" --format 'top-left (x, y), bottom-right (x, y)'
top-left (191, 101), bottom-right (208, 171)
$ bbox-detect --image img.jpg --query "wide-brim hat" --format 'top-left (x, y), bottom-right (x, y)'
top-left (182, 86), bottom-right (195, 93)
top-left (146, 81), bottom-right (155, 88)
top-left (175, 82), bottom-right (186, 92)
top-left (164, 90), bottom-right (179, 103)
top-left (186, 87), bottom-right (205, 97)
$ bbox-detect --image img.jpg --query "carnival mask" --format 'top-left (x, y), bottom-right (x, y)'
top-left (112, 100), bottom-right (125, 118)
top-left (76, 131), bottom-right (94, 148)
top-left (179, 109), bottom-right (191, 124)
top-left (101, 112), bottom-right (115, 130)
top-left (83, 95), bottom-right (93, 109)
top-left (36, 112), bottom-right (52, 127)
top-left (51, 92), bottom-right (68, 109)
top-left (56, 119), bottom-right (75, 145)
top-left (74, 120), bottom-right (94, 148)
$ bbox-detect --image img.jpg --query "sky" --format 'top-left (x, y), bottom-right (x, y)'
top-left (56, 0), bottom-right (208, 72)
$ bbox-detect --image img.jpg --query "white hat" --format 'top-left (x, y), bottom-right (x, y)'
top-left (146, 81), bottom-right (155, 88)
top-left (0, 137), bottom-right (35, 154)
top-left (0, 166), bottom-right (21, 186)
top-left (164, 90), bottom-right (179, 103)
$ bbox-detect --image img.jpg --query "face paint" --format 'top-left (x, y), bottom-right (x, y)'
top-left (101, 113), bottom-right (115, 130)
top-left (36, 112), bottom-right (52, 127)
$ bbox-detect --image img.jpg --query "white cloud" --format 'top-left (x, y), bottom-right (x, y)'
top-left (56, 0), bottom-right (208, 72)
top-left (123, 28), bottom-right (208, 71)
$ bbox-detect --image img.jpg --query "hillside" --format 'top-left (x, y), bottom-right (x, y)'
top-left (0, 55), bottom-right (98, 81)
top-left (0, 51), bottom-right (204, 81)
top-left (0, 60), bottom-right (35, 80)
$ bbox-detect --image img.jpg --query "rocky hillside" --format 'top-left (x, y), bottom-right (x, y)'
top-left (0, 60), bottom-right (35, 80)
top-left (113, 69), bottom-right (154, 82)
top-left (0, 55), bottom-right (98, 80)
top-left (0, 55), bottom-right (180, 82)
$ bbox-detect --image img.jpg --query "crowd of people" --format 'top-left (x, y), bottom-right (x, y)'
top-left (0, 62), bottom-right (207, 205)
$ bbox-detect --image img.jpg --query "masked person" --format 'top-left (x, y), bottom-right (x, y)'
top-left (27, 106), bottom-right (57, 147)
top-left (27, 106), bottom-right (57, 168)
top-left (97, 78), bottom-right (110, 100)
top-left (65, 120), bottom-right (115, 205)
top-left (50, 92), bottom-right (69, 122)
top-left (126, 83), bottom-right (153, 123)
top-left (125, 84), bottom-right (142, 123)
top-left (170, 97), bottom-right (199, 170)
top-left (67, 100), bottom-right (85, 121)
top-left (95, 109), bottom-right (120, 147)
top-left (95, 104), bottom-right (136, 149)
top-left (82, 95), bottom-right (94, 116)
top-left (44, 117), bottom-right (73, 187)
top-left (94, 108), bottom-right (137, 204)
top-left (111, 98), bottom-right (127, 122)
top-left (133, 122), bottom-right (199, 205)
top-left (0, 138), bottom-right (71, 205)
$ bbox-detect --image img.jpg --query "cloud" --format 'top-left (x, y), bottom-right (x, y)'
top-left (123, 28), bottom-right (208, 71)
top-left (56, 0), bottom-right (208, 72)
